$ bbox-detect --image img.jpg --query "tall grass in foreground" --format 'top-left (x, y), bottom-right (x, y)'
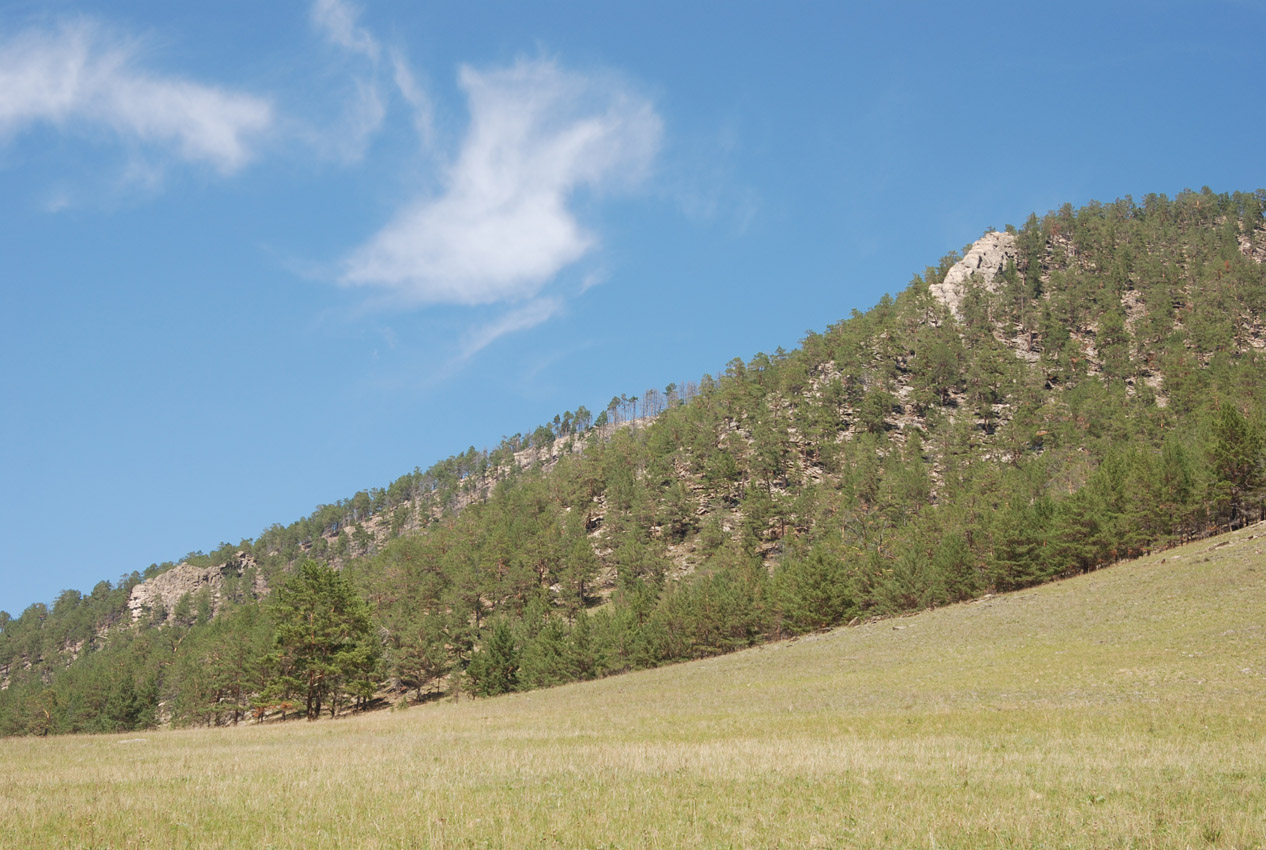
top-left (3, 524), bottom-right (1265, 849)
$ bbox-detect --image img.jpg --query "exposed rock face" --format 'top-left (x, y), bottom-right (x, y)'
top-left (1240, 226), bottom-right (1266, 264)
top-left (127, 553), bottom-right (264, 623)
top-left (929, 231), bottom-right (1018, 320)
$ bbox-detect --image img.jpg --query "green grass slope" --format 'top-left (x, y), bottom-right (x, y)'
top-left (3, 525), bottom-right (1264, 849)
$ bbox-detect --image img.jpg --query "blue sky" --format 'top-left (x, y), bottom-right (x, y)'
top-left (2, 0), bottom-right (1264, 616)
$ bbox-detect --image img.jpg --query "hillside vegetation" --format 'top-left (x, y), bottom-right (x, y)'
top-left (2, 524), bottom-right (1263, 848)
top-left (2, 187), bottom-right (1265, 733)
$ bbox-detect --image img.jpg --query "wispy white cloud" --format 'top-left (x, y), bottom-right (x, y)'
top-left (310, 0), bottom-right (380, 63)
top-left (579, 269), bottom-right (609, 293)
top-left (668, 121), bottom-right (759, 235)
top-left (305, 0), bottom-right (386, 162)
top-left (390, 48), bottom-right (435, 149)
top-left (339, 58), bottom-right (662, 307)
top-left (0, 18), bottom-right (272, 174)
top-left (458, 297), bottom-right (563, 360)
top-left (307, 0), bottom-right (438, 162)
top-left (310, 74), bottom-right (385, 163)
top-left (42, 189), bottom-right (72, 214)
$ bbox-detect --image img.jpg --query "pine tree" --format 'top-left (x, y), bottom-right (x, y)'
top-left (266, 561), bottom-right (379, 721)
top-left (773, 545), bottom-right (856, 634)
top-left (1209, 401), bottom-right (1264, 529)
top-left (465, 618), bottom-right (519, 697)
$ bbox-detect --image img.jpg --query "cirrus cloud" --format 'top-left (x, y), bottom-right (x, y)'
top-left (459, 297), bottom-right (563, 360)
top-left (339, 58), bottom-right (662, 306)
top-left (305, 0), bottom-right (395, 163)
top-left (0, 18), bottom-right (273, 174)
top-left (310, 0), bottom-right (380, 63)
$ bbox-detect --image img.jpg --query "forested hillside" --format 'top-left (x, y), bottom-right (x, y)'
top-left (3, 187), bottom-right (1265, 736)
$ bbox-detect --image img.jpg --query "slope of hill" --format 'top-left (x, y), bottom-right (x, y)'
top-left (2, 187), bottom-right (1265, 734)
top-left (2, 524), bottom-right (1263, 848)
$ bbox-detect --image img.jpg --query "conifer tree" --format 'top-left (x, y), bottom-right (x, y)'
top-left (1209, 402), bottom-right (1264, 529)
top-left (266, 560), bottom-right (379, 720)
top-left (773, 544), bottom-right (856, 634)
top-left (465, 618), bottom-right (519, 697)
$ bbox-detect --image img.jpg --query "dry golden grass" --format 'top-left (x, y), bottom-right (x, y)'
top-left (3, 525), bottom-right (1265, 849)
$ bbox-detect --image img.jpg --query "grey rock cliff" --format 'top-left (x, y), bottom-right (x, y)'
top-left (929, 231), bottom-right (1018, 320)
top-left (127, 553), bottom-right (263, 623)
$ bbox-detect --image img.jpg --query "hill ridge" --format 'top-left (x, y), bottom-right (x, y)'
top-left (4, 187), bottom-right (1266, 735)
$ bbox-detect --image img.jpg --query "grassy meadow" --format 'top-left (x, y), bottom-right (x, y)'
top-left (3, 526), bottom-right (1265, 849)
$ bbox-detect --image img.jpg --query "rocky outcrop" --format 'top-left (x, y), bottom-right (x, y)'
top-left (929, 231), bottom-right (1018, 319)
top-left (127, 553), bottom-right (264, 623)
top-left (1240, 226), bottom-right (1266, 264)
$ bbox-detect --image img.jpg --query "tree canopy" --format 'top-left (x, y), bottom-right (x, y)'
top-left (266, 561), bottom-right (379, 721)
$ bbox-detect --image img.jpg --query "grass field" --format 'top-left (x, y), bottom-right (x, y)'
top-left (3, 526), bottom-right (1265, 849)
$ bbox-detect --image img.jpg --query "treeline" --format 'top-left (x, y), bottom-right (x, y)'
top-left (144, 391), bottom-right (702, 578)
top-left (2, 187), bottom-right (1264, 734)
top-left (353, 376), bottom-right (1263, 701)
